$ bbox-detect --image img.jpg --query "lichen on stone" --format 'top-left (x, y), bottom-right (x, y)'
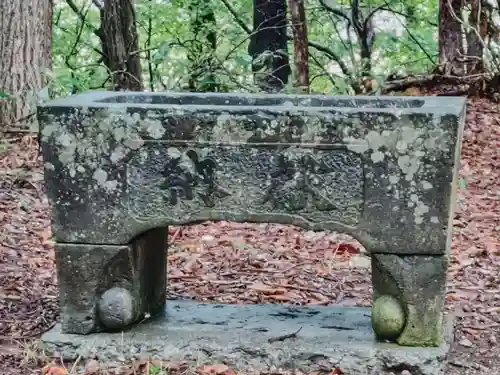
top-left (41, 108), bottom-right (153, 193)
top-left (340, 116), bottom-right (455, 225)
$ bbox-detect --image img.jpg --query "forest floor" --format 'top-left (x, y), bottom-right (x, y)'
top-left (0, 96), bottom-right (499, 375)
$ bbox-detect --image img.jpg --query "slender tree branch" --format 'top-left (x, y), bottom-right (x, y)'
top-left (146, 0), bottom-right (155, 91)
top-left (308, 41), bottom-right (352, 79)
top-left (57, 25), bottom-right (104, 57)
top-left (65, 0), bottom-right (102, 39)
top-left (351, 0), bottom-right (363, 33)
top-left (364, 5), bottom-right (385, 32)
top-left (309, 53), bottom-right (338, 89)
top-left (318, 0), bottom-right (351, 25)
top-left (218, 0), bottom-right (251, 34)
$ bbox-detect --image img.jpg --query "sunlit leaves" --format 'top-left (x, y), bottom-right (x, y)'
top-left (51, 0), bottom-right (440, 96)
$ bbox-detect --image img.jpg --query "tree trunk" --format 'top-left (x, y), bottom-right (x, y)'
top-left (187, 0), bottom-right (219, 92)
top-left (288, 0), bottom-right (309, 93)
top-left (103, 0), bottom-right (143, 91)
top-left (438, 0), bottom-right (465, 75)
top-left (0, 0), bottom-right (52, 133)
top-left (248, 0), bottom-right (291, 92)
top-left (466, 0), bottom-right (487, 74)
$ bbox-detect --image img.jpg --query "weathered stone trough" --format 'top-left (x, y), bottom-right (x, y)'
top-left (38, 91), bottom-right (466, 349)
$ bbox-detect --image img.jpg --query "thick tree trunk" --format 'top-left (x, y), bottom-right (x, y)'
top-left (248, 0), bottom-right (291, 92)
top-left (466, 0), bottom-right (487, 74)
top-left (288, 0), bottom-right (309, 93)
top-left (0, 0), bottom-right (52, 133)
top-left (187, 0), bottom-right (219, 92)
top-left (103, 0), bottom-right (143, 91)
top-left (438, 0), bottom-right (465, 75)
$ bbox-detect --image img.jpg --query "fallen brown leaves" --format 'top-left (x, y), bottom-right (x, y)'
top-left (443, 99), bottom-right (500, 374)
top-left (42, 365), bottom-right (68, 375)
top-left (33, 358), bottom-right (345, 375)
top-left (166, 222), bottom-right (368, 306)
top-left (197, 363), bottom-right (237, 375)
top-left (0, 136), bottom-right (58, 342)
top-left (0, 98), bottom-right (499, 375)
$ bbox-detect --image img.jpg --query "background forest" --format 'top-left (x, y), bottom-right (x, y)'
top-left (0, 0), bottom-right (499, 132)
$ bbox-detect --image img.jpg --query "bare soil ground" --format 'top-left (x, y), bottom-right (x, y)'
top-left (0, 97), bottom-right (499, 375)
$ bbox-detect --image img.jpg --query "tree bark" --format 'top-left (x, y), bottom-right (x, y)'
top-left (103, 0), bottom-right (143, 91)
top-left (438, 0), bottom-right (465, 75)
top-left (187, 0), bottom-right (219, 92)
top-left (288, 0), bottom-right (309, 93)
top-left (466, 0), bottom-right (487, 74)
top-left (248, 0), bottom-right (291, 92)
top-left (0, 0), bottom-right (52, 133)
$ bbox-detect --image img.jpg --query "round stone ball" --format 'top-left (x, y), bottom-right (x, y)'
top-left (371, 295), bottom-right (406, 341)
top-left (98, 287), bottom-right (135, 331)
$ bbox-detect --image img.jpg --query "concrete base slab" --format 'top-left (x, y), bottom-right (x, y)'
top-left (41, 302), bottom-right (454, 375)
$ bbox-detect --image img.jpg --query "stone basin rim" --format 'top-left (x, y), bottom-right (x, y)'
top-left (38, 90), bottom-right (467, 115)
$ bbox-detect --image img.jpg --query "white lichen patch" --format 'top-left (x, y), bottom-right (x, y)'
top-left (123, 133), bottom-right (145, 150)
top-left (93, 168), bottom-right (108, 185)
top-left (114, 126), bottom-right (127, 142)
top-left (103, 179), bottom-right (119, 192)
top-left (414, 216), bottom-right (424, 224)
top-left (397, 154), bottom-right (421, 181)
top-left (92, 168), bottom-right (119, 193)
top-left (340, 118), bottom-right (454, 225)
top-left (281, 101), bottom-right (295, 108)
top-left (342, 123), bottom-right (447, 175)
top-left (110, 146), bottom-right (128, 163)
top-left (44, 162), bottom-right (55, 171)
top-left (214, 113), bottom-right (254, 142)
top-left (413, 200), bottom-right (430, 224)
top-left (40, 108), bottom-right (156, 192)
top-left (389, 175), bottom-right (399, 184)
top-left (371, 150), bottom-right (385, 163)
top-left (300, 116), bottom-right (325, 143)
top-left (141, 115), bottom-right (165, 139)
top-left (421, 180), bottom-right (433, 190)
top-left (344, 137), bottom-right (369, 153)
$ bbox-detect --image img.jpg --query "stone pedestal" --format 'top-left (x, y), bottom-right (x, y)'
top-left (54, 228), bottom-right (167, 333)
top-left (371, 254), bottom-right (448, 346)
top-left (41, 302), bottom-right (455, 375)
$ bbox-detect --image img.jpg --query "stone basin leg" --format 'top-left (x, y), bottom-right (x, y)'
top-left (370, 253), bottom-right (447, 347)
top-left (55, 227), bottom-right (167, 334)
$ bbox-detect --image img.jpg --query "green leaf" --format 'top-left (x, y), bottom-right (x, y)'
top-left (459, 177), bottom-right (467, 191)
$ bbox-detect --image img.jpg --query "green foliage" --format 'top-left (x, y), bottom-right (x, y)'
top-left (459, 176), bottom-right (467, 191)
top-left (148, 364), bottom-right (163, 375)
top-left (51, 0), bottom-right (439, 96)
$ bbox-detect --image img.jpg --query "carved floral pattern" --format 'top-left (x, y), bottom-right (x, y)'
top-left (127, 145), bottom-right (364, 225)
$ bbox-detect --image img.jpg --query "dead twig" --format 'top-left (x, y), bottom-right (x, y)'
top-left (268, 326), bottom-right (303, 343)
top-left (168, 227), bottom-right (182, 245)
top-left (268, 282), bottom-right (333, 298)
